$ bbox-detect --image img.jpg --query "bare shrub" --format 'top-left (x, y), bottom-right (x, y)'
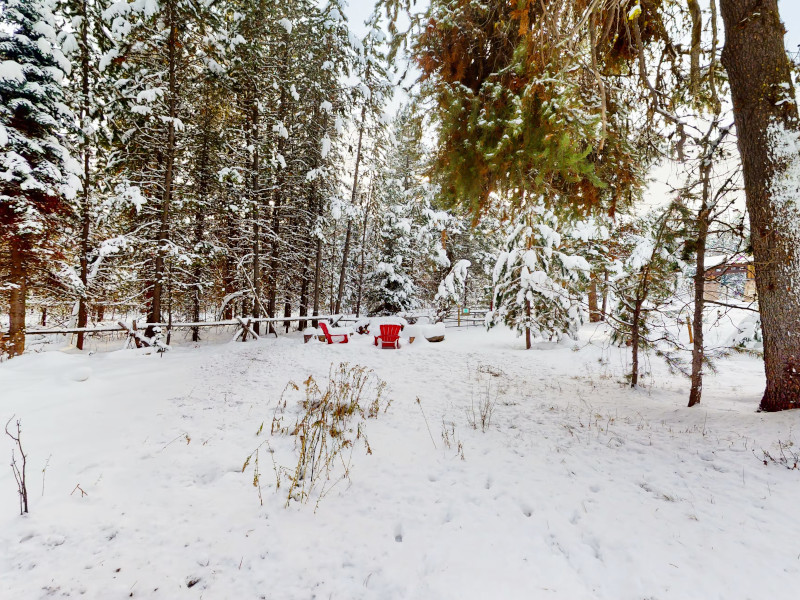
top-left (757, 440), bottom-right (800, 470)
top-left (441, 419), bottom-right (465, 460)
top-left (467, 384), bottom-right (497, 433)
top-left (5, 417), bottom-right (28, 515)
top-left (244, 363), bottom-right (389, 509)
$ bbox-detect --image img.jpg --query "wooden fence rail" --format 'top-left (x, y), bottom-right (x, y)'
top-left (24, 314), bottom-right (345, 350)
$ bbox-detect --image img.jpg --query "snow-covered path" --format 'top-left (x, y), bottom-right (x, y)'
top-left (1, 327), bottom-right (799, 599)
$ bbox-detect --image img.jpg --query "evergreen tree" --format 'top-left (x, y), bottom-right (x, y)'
top-left (607, 204), bottom-right (689, 387)
top-left (488, 205), bottom-right (590, 349)
top-left (364, 200), bottom-right (416, 316)
top-left (0, 0), bottom-right (78, 356)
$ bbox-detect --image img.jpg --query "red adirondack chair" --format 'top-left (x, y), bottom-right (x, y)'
top-left (319, 322), bottom-right (349, 344)
top-left (374, 324), bottom-right (402, 349)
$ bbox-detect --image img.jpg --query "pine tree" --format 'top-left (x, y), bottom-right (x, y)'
top-left (0, 0), bottom-right (78, 356)
top-left (488, 206), bottom-right (590, 349)
top-left (364, 193), bottom-right (416, 316)
top-left (607, 204), bottom-right (689, 387)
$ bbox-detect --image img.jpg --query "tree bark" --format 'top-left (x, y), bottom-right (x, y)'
top-left (588, 275), bottom-right (600, 322)
top-left (250, 101), bottom-right (261, 335)
top-left (8, 242), bottom-right (27, 357)
top-left (355, 185), bottom-right (373, 318)
top-left (148, 12), bottom-right (178, 335)
top-left (720, 0), bottom-right (800, 410)
top-left (630, 298), bottom-right (642, 388)
top-left (525, 297), bottom-right (532, 350)
top-left (76, 0), bottom-right (91, 351)
top-left (335, 102), bottom-right (368, 313)
top-left (688, 200), bottom-right (710, 407)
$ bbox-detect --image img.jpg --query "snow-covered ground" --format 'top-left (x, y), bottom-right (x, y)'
top-left (1, 324), bottom-right (799, 599)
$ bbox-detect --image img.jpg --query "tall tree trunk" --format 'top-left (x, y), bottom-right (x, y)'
top-left (267, 43), bottom-right (292, 334)
top-left (299, 252), bottom-right (310, 331)
top-left (355, 186), bottom-right (373, 317)
top-left (148, 14), bottom-right (178, 335)
top-left (630, 298), bottom-right (643, 388)
top-left (688, 197), bottom-right (711, 407)
top-left (76, 0), bottom-right (91, 351)
top-left (312, 235), bottom-right (322, 327)
top-left (688, 123), bottom-right (729, 407)
top-left (720, 0), bottom-right (800, 410)
top-left (588, 275), bottom-right (600, 322)
top-left (8, 242), bottom-right (27, 357)
top-left (222, 211), bottom-right (235, 319)
top-left (335, 103), bottom-right (368, 313)
top-left (250, 101), bottom-right (261, 335)
top-left (525, 297), bottom-right (532, 350)
top-left (191, 204), bottom-right (205, 342)
top-left (284, 298), bottom-right (291, 333)
top-left (335, 221), bottom-right (353, 313)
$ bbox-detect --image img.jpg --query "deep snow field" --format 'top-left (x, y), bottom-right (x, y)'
top-left (1, 323), bottom-right (799, 599)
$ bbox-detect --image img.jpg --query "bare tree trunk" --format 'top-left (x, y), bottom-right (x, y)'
top-left (688, 199), bottom-right (710, 407)
top-left (355, 188), bottom-right (372, 317)
top-left (191, 203), bottom-right (204, 342)
top-left (222, 210), bottom-right (236, 320)
top-left (335, 221), bottom-right (353, 313)
top-left (312, 235), bottom-right (322, 327)
top-left (525, 298), bottom-right (532, 350)
top-left (8, 242), bottom-right (27, 357)
top-left (588, 275), bottom-right (600, 322)
top-left (148, 13), bottom-right (178, 335)
top-left (299, 253), bottom-right (310, 331)
top-left (687, 0), bottom-right (702, 99)
top-left (688, 122), bottom-right (730, 407)
top-left (76, 0), bottom-right (91, 351)
top-left (720, 0), bottom-right (800, 410)
top-left (250, 102), bottom-right (261, 335)
top-left (335, 104), bottom-right (367, 313)
top-left (630, 298), bottom-right (643, 388)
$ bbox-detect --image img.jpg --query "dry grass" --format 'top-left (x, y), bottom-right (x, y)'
top-left (244, 362), bottom-right (389, 509)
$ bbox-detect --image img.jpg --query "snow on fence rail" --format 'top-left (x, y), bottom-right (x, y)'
top-left (24, 315), bottom-right (345, 350)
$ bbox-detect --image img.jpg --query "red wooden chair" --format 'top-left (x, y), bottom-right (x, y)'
top-left (319, 322), bottom-right (349, 344)
top-left (374, 324), bottom-right (402, 349)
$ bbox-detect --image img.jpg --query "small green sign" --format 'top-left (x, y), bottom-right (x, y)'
top-left (462, 308), bottom-right (470, 314)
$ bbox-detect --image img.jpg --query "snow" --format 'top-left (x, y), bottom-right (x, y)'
top-left (272, 121), bottom-right (289, 139)
top-left (1, 325), bottom-right (799, 598)
top-left (278, 18), bottom-right (293, 35)
top-left (766, 120), bottom-right (800, 292)
top-left (0, 60), bottom-right (26, 83)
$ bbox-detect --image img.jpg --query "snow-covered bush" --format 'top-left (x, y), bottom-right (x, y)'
top-left (728, 314), bottom-right (763, 355)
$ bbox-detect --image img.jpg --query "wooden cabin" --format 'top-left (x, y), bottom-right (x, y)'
top-left (703, 254), bottom-right (756, 302)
